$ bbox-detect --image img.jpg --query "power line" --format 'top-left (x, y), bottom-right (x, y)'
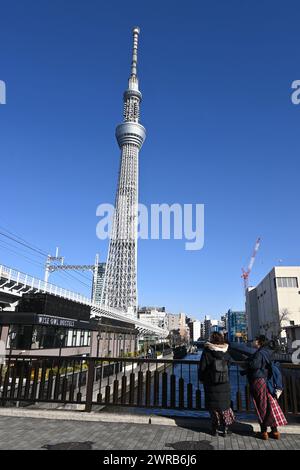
top-left (0, 230), bottom-right (47, 257)
top-left (0, 224), bottom-right (93, 289)
top-left (0, 237), bottom-right (45, 261)
top-left (0, 223), bottom-right (48, 257)
top-left (51, 261), bottom-right (92, 289)
top-left (0, 242), bottom-right (88, 292)
top-left (0, 241), bottom-right (46, 270)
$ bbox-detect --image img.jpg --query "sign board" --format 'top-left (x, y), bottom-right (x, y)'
top-left (37, 315), bottom-right (76, 328)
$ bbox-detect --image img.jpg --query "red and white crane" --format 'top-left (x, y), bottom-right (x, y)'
top-left (241, 237), bottom-right (261, 290)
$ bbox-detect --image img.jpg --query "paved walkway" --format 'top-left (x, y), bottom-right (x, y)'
top-left (0, 414), bottom-right (299, 450)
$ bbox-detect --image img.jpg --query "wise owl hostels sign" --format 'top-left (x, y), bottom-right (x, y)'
top-left (37, 315), bottom-right (76, 328)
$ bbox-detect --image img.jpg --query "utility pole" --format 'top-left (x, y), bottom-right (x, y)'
top-left (44, 247), bottom-right (64, 283)
top-left (44, 248), bottom-right (98, 284)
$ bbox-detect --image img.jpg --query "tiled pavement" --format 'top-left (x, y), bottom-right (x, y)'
top-left (0, 416), bottom-right (300, 450)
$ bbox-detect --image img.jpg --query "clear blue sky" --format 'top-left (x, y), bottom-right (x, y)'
top-left (0, 0), bottom-right (299, 320)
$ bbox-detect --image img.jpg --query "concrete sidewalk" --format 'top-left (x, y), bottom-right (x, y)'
top-left (0, 407), bottom-right (299, 434)
top-left (0, 407), bottom-right (299, 450)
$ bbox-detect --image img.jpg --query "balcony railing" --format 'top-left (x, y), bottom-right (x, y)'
top-left (0, 355), bottom-right (299, 415)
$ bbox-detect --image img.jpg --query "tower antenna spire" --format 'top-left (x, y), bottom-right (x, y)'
top-left (130, 27), bottom-right (140, 78)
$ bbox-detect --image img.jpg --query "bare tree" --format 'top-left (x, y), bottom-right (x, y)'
top-left (278, 308), bottom-right (290, 332)
top-left (276, 308), bottom-right (290, 351)
top-left (259, 309), bottom-right (290, 351)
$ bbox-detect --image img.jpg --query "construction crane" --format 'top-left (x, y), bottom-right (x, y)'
top-left (241, 237), bottom-right (261, 290)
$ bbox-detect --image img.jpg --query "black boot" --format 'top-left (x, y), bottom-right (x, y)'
top-left (221, 426), bottom-right (232, 437)
top-left (211, 424), bottom-right (218, 436)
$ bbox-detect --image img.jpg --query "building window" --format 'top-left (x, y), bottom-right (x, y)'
top-left (80, 330), bottom-right (85, 347)
top-left (76, 330), bottom-right (81, 346)
top-left (84, 331), bottom-right (88, 346)
top-left (6, 325), bottom-right (92, 350)
top-left (7, 325), bottom-right (33, 350)
top-left (67, 330), bottom-right (73, 347)
top-left (275, 277), bottom-right (298, 288)
top-left (72, 330), bottom-right (77, 347)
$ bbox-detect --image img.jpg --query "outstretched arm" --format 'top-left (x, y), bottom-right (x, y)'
top-left (198, 351), bottom-right (209, 382)
top-left (247, 351), bottom-right (263, 370)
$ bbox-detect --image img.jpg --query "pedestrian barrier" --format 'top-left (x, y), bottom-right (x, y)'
top-left (0, 355), bottom-right (299, 414)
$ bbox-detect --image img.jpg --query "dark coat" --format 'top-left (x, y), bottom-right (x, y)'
top-left (245, 346), bottom-right (273, 383)
top-left (199, 346), bottom-right (232, 411)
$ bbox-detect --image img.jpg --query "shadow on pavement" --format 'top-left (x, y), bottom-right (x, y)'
top-left (173, 417), bottom-right (254, 436)
top-left (42, 441), bottom-right (94, 450)
top-left (166, 440), bottom-right (215, 451)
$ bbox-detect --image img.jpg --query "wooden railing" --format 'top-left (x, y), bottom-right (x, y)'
top-left (0, 355), bottom-right (299, 414)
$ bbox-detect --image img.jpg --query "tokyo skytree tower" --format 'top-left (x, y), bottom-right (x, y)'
top-left (101, 27), bottom-right (146, 316)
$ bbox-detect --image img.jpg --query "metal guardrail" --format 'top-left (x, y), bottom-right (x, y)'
top-left (1, 355), bottom-right (299, 415)
top-left (0, 264), bottom-right (91, 304)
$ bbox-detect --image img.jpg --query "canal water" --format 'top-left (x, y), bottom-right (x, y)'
top-left (123, 351), bottom-right (252, 418)
top-left (171, 351), bottom-right (249, 410)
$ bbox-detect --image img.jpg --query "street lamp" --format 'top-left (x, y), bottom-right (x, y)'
top-left (134, 334), bottom-right (137, 357)
top-left (59, 332), bottom-right (65, 358)
top-left (146, 337), bottom-right (149, 357)
top-left (118, 334), bottom-right (122, 357)
top-left (96, 332), bottom-right (102, 357)
top-left (123, 333), bottom-right (126, 357)
top-left (106, 332), bottom-right (112, 357)
top-left (8, 331), bottom-right (16, 358)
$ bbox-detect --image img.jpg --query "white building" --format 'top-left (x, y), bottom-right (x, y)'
top-left (166, 313), bottom-right (180, 331)
top-left (246, 266), bottom-right (300, 343)
top-left (138, 307), bottom-right (167, 330)
top-left (189, 320), bottom-right (201, 342)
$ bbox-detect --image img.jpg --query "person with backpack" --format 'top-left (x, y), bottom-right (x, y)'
top-left (199, 332), bottom-right (235, 437)
top-left (244, 335), bottom-right (287, 440)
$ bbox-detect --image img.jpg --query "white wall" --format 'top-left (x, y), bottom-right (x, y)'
top-left (192, 321), bottom-right (201, 341)
top-left (247, 266), bottom-right (300, 341)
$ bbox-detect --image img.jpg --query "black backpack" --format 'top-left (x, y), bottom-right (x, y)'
top-left (210, 357), bottom-right (229, 384)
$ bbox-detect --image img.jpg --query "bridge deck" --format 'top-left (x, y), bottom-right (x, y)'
top-left (0, 264), bottom-right (167, 336)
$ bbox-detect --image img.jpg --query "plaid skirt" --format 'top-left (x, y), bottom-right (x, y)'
top-left (209, 408), bottom-right (235, 427)
top-left (250, 378), bottom-right (287, 428)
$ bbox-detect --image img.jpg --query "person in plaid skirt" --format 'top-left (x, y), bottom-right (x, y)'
top-left (245, 335), bottom-right (287, 440)
top-left (199, 332), bottom-right (235, 437)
